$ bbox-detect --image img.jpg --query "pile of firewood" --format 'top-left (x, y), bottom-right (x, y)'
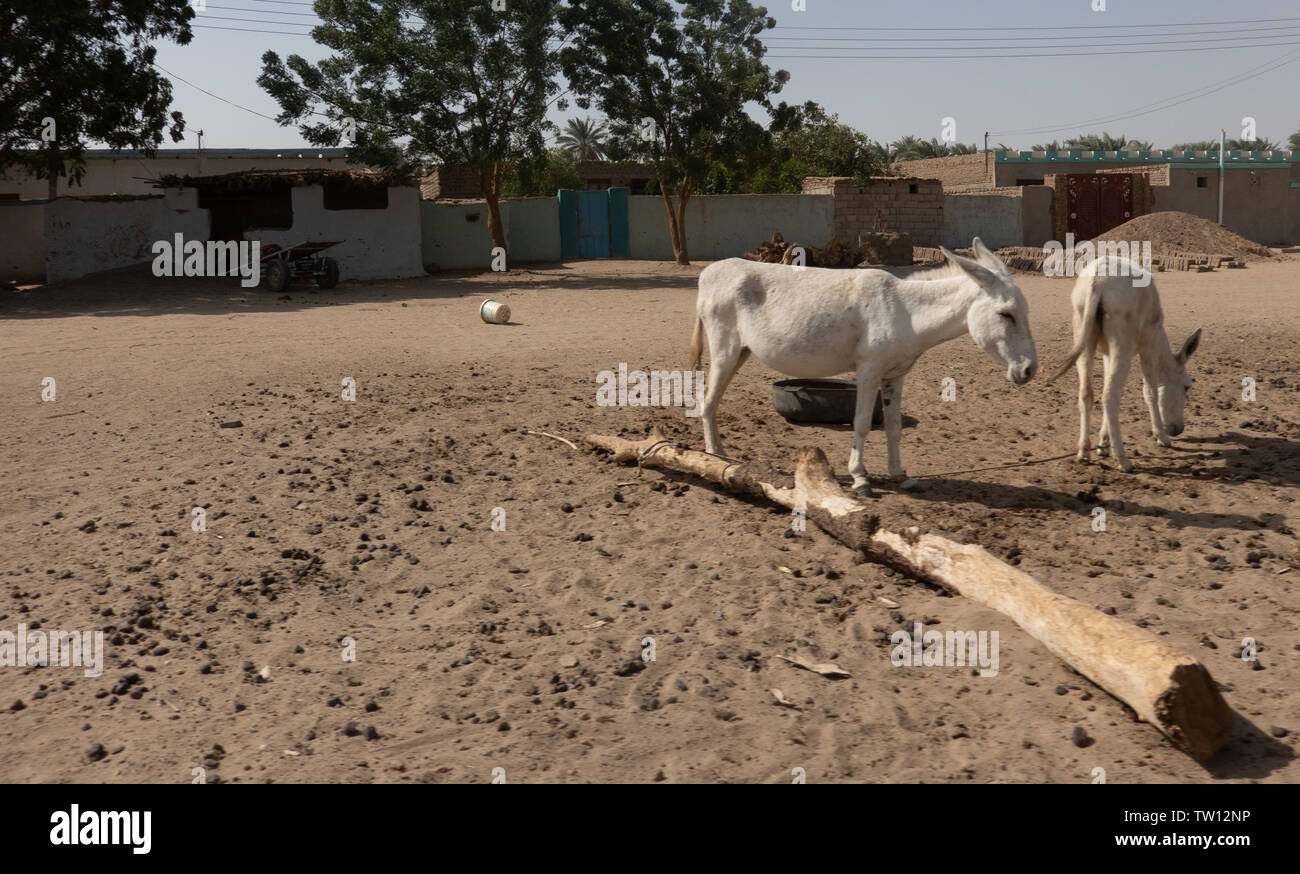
top-left (743, 231), bottom-right (804, 265)
top-left (742, 232), bottom-right (858, 268)
top-left (812, 237), bottom-right (857, 268)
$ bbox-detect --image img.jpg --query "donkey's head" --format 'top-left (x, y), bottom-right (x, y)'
top-left (1158, 328), bottom-right (1202, 436)
top-left (941, 238), bottom-right (1038, 385)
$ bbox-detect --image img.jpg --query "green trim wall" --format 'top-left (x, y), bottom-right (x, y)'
top-left (996, 149), bottom-right (1293, 167)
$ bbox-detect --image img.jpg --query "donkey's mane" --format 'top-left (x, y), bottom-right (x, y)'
top-left (901, 260), bottom-right (966, 281)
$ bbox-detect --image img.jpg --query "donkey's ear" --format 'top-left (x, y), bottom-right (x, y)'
top-left (941, 246), bottom-right (997, 285)
top-left (971, 237), bottom-right (1012, 278)
top-left (1177, 328), bottom-right (1203, 363)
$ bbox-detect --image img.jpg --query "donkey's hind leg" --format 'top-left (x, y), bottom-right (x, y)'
top-left (1075, 343), bottom-right (1095, 462)
top-left (699, 339), bottom-right (749, 456)
top-left (1099, 340), bottom-right (1135, 472)
top-left (881, 376), bottom-right (906, 478)
top-left (849, 366), bottom-right (883, 495)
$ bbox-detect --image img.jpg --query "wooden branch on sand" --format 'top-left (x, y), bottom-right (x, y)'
top-left (586, 428), bottom-right (1233, 760)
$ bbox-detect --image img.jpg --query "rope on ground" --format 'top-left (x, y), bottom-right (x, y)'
top-left (525, 430), bottom-right (579, 450)
top-left (916, 448), bottom-right (1094, 480)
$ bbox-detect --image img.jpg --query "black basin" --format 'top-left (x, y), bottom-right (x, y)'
top-left (772, 378), bottom-right (884, 427)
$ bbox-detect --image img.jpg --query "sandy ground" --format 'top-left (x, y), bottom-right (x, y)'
top-left (0, 256), bottom-right (1296, 784)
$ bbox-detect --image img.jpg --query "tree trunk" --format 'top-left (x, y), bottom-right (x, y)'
top-left (480, 167), bottom-right (508, 263)
top-left (585, 428), bottom-right (1235, 761)
top-left (45, 140), bottom-right (60, 201)
top-left (659, 184), bottom-right (689, 266)
top-left (674, 185), bottom-right (691, 266)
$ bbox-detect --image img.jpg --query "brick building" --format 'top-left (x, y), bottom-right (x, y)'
top-left (801, 176), bottom-right (944, 247)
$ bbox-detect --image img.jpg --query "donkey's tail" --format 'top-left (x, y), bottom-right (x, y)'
top-left (1048, 273), bottom-right (1103, 383)
top-left (688, 316), bottom-right (705, 372)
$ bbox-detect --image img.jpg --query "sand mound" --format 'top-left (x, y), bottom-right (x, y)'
top-left (1089, 211), bottom-right (1274, 261)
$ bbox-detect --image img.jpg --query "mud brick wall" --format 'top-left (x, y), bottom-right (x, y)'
top-left (422, 163), bottom-right (482, 199)
top-left (802, 176), bottom-right (943, 247)
top-left (1043, 174), bottom-right (1069, 244)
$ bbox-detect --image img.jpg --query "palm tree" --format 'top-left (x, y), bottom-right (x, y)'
top-left (1031, 140), bottom-right (1063, 151)
top-left (1290, 127), bottom-right (1300, 151)
top-left (556, 117), bottom-right (608, 161)
top-left (1169, 138), bottom-right (1281, 152)
top-left (1065, 132), bottom-right (1152, 152)
top-left (1226, 137), bottom-right (1281, 151)
top-left (891, 136), bottom-right (975, 161)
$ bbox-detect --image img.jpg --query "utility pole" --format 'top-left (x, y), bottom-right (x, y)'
top-left (1217, 128), bottom-right (1225, 225)
top-left (984, 131), bottom-right (990, 182)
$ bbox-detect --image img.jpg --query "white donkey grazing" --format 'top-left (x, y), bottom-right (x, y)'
top-left (1049, 256), bottom-right (1201, 472)
top-left (689, 238), bottom-right (1038, 494)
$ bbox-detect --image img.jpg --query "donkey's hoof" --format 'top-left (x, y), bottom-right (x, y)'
top-left (1097, 445), bottom-right (1110, 457)
top-left (1155, 436), bottom-right (1173, 448)
top-left (1118, 460), bottom-right (1134, 473)
top-left (1073, 452), bottom-right (1091, 464)
top-left (851, 481), bottom-right (874, 499)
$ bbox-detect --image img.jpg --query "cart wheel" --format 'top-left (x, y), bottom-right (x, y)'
top-left (315, 257), bottom-right (340, 290)
top-left (262, 259), bottom-right (290, 293)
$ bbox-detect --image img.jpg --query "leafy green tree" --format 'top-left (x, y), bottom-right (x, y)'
top-left (1289, 127), bottom-right (1300, 151)
top-left (259, 0), bottom-right (562, 255)
top-left (502, 147), bottom-right (583, 197)
top-left (556, 117), bottom-right (608, 161)
top-left (738, 101), bottom-right (886, 193)
top-left (0, 0), bottom-right (193, 199)
top-left (560, 0), bottom-right (787, 264)
top-left (1168, 140), bottom-right (1219, 152)
top-left (1030, 140), bottom-right (1064, 151)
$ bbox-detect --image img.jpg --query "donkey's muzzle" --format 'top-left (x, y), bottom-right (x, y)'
top-left (1010, 359), bottom-right (1037, 385)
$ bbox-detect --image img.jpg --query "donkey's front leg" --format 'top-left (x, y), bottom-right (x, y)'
top-left (881, 376), bottom-right (906, 478)
top-left (849, 367), bottom-right (883, 495)
top-left (1139, 355), bottom-right (1170, 446)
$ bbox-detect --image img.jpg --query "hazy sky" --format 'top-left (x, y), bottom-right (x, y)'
top-left (153, 0), bottom-right (1300, 151)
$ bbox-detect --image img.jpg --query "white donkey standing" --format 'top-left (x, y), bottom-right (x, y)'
top-left (688, 238), bottom-right (1038, 494)
top-left (1049, 256), bottom-right (1201, 472)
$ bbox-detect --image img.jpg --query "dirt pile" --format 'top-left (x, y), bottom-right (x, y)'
top-left (1088, 211), bottom-right (1274, 261)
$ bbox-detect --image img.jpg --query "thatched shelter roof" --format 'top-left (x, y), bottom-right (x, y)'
top-left (151, 168), bottom-right (416, 192)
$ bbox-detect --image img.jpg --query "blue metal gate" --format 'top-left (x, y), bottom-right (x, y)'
top-left (576, 189), bottom-right (610, 258)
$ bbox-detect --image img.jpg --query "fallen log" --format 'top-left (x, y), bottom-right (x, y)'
top-left (586, 428), bottom-right (1234, 760)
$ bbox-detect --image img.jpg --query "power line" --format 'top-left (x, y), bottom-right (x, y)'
top-left (766, 39), bottom-right (1300, 59)
top-left (766, 32), bottom-right (1300, 52)
top-left (153, 61), bottom-right (405, 137)
top-left (762, 26), bottom-right (1300, 43)
top-left (153, 61), bottom-right (284, 120)
top-left (992, 48), bottom-right (1300, 136)
top-left (192, 23), bottom-right (314, 35)
top-left (772, 16), bottom-right (1300, 31)
top-left (203, 3), bottom-right (321, 14)
top-left (197, 15), bottom-right (315, 27)
top-left (989, 48), bottom-right (1300, 138)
